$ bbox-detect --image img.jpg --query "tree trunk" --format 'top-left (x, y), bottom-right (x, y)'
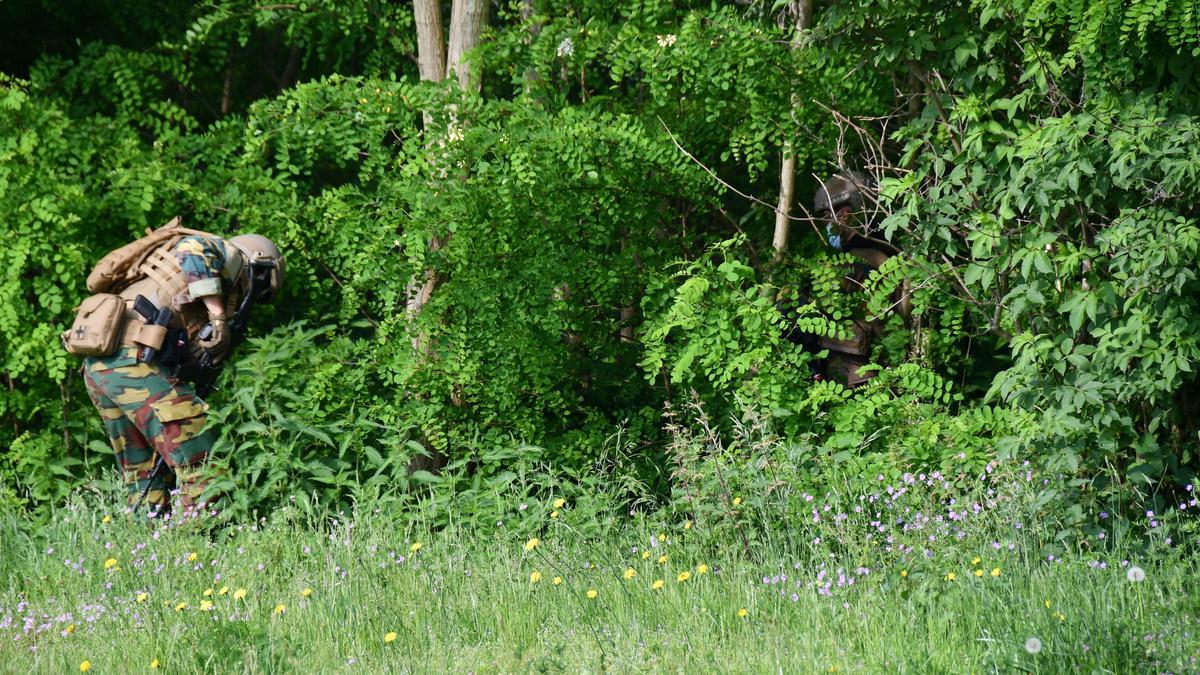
top-left (521, 0), bottom-right (543, 89)
top-left (771, 0), bottom-right (813, 265)
top-left (220, 47), bottom-right (236, 115)
top-left (414, 0), bottom-right (446, 82)
top-left (407, 0), bottom-right (450, 342)
top-left (447, 0), bottom-right (489, 91)
top-left (407, 0), bottom-right (490, 347)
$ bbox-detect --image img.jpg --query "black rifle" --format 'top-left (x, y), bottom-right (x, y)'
top-left (185, 260), bottom-right (272, 396)
top-left (132, 456), bottom-right (167, 514)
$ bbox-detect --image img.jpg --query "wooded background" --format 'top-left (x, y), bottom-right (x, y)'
top-left (2, 0), bottom-right (1198, 527)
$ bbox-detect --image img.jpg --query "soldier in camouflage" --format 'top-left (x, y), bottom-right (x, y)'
top-left (81, 228), bottom-right (283, 515)
top-left (783, 172), bottom-right (909, 386)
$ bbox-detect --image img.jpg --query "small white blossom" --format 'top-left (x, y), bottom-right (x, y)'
top-left (556, 37), bottom-right (574, 58)
top-left (656, 34), bottom-right (677, 47)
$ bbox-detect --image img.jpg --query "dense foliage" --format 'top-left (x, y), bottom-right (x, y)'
top-left (1, 0), bottom-right (1198, 537)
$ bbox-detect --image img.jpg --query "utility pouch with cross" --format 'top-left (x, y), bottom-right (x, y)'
top-left (61, 293), bottom-right (127, 356)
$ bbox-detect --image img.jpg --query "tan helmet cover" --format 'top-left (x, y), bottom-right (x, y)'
top-left (227, 234), bottom-right (285, 300)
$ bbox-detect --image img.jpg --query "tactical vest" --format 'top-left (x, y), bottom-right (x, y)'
top-left (103, 220), bottom-right (244, 349)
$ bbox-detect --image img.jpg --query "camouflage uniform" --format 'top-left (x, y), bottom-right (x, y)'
top-left (82, 351), bottom-right (214, 510)
top-left (784, 172), bottom-right (909, 387)
top-left (83, 235), bottom-right (236, 513)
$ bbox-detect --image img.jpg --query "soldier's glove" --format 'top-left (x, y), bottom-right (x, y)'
top-left (197, 317), bottom-right (230, 356)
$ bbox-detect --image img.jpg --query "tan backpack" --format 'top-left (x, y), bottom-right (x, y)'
top-left (86, 217), bottom-right (215, 293)
top-left (63, 217), bottom-right (216, 358)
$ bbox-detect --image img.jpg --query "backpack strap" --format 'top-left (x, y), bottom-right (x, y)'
top-left (139, 245), bottom-right (189, 299)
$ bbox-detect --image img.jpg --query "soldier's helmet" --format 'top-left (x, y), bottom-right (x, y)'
top-left (813, 171), bottom-right (874, 250)
top-left (228, 234), bottom-right (285, 302)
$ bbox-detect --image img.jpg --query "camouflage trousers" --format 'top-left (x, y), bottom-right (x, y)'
top-left (83, 347), bottom-right (215, 513)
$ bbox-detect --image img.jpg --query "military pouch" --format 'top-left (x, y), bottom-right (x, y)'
top-left (61, 294), bottom-right (127, 357)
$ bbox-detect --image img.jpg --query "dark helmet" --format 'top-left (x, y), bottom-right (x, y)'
top-left (813, 171), bottom-right (875, 250)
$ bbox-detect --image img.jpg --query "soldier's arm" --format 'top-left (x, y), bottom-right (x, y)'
top-left (201, 295), bottom-right (227, 319)
top-left (175, 235), bottom-right (228, 301)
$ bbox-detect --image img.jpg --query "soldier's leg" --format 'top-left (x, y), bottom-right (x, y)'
top-left (85, 355), bottom-right (213, 513)
top-left (82, 362), bottom-right (174, 512)
top-left (131, 385), bottom-right (216, 512)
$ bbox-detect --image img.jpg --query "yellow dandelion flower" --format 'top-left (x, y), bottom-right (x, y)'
top-left (623, 568), bottom-right (636, 580)
top-left (79, 661), bottom-right (91, 672)
top-left (103, 558), bottom-right (117, 569)
top-left (274, 603), bottom-right (286, 615)
top-left (684, 520), bottom-right (692, 530)
top-left (641, 551), bottom-right (650, 560)
top-left (1053, 611), bottom-right (1065, 622)
top-left (971, 556), bottom-right (981, 565)
top-left (945, 572), bottom-right (956, 581)
top-left (552, 576), bottom-right (563, 585)
top-left (530, 570), bottom-right (542, 583)
top-left (150, 659), bottom-right (160, 669)
top-left (738, 607), bottom-right (748, 618)
top-left (677, 571), bottom-right (691, 582)
top-left (553, 498), bottom-right (566, 509)
top-left (218, 586), bottom-right (229, 596)
top-left (1044, 600), bottom-right (1051, 608)
top-left (137, 592), bottom-right (148, 603)
top-left (524, 538), bottom-right (540, 552)
top-left (174, 602), bottom-right (188, 611)
top-left (410, 542), bottom-right (423, 553)
top-left (586, 589), bottom-right (598, 599)
top-left (974, 569), bottom-right (983, 577)
top-left (187, 552), bottom-right (198, 562)
top-left (102, 515), bottom-right (112, 524)
top-left (732, 497), bottom-right (742, 506)
top-left (199, 600), bottom-right (213, 611)
top-left (900, 570), bottom-right (908, 578)
top-left (651, 579), bottom-right (664, 591)
top-left (990, 568), bottom-right (1001, 577)
top-left (66, 623), bottom-right (76, 635)
top-left (359, 98), bottom-right (368, 104)
top-left (696, 564), bottom-right (709, 575)
top-left (657, 555), bottom-right (668, 564)
top-left (203, 588), bottom-right (213, 597)
top-left (233, 588), bottom-right (247, 600)
top-left (550, 510), bottom-right (559, 519)
top-left (301, 588), bottom-right (313, 598)
top-left (384, 631), bottom-right (397, 643)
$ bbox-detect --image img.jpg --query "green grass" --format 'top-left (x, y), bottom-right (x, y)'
top-left (1, 494), bottom-right (1198, 674)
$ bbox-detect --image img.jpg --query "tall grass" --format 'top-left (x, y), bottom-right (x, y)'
top-left (2, 469), bottom-right (1197, 673)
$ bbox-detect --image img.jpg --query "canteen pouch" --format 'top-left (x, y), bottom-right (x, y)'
top-left (61, 294), bottom-right (127, 356)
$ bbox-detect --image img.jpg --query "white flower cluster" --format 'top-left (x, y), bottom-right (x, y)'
top-left (556, 37), bottom-right (575, 58)
top-left (656, 34), bottom-right (677, 48)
